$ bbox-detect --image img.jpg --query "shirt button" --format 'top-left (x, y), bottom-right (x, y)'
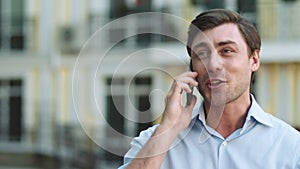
top-left (222, 141), bottom-right (228, 146)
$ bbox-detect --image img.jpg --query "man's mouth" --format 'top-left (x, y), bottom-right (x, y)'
top-left (206, 79), bottom-right (227, 89)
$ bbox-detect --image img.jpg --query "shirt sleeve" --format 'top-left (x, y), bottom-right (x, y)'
top-left (295, 132), bottom-right (300, 169)
top-left (118, 125), bottom-right (159, 169)
top-left (297, 144), bottom-right (300, 169)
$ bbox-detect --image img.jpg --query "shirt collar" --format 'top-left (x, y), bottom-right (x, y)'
top-left (246, 94), bottom-right (273, 127)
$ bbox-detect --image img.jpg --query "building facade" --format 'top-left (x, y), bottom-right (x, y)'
top-left (0, 0), bottom-right (299, 168)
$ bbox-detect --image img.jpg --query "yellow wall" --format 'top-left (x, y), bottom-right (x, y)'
top-left (255, 62), bottom-right (300, 127)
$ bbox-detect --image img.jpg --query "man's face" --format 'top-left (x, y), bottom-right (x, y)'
top-left (190, 23), bottom-right (260, 106)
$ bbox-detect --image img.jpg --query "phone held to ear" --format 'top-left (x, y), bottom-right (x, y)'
top-left (186, 85), bottom-right (194, 106)
top-left (187, 60), bottom-right (195, 105)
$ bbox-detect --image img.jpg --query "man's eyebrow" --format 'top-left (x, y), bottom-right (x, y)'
top-left (191, 40), bottom-right (237, 51)
top-left (192, 42), bottom-right (209, 49)
top-left (217, 40), bottom-right (237, 46)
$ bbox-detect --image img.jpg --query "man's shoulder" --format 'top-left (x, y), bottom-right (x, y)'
top-left (268, 113), bottom-right (299, 132)
top-left (266, 113), bottom-right (300, 143)
top-left (251, 96), bottom-right (299, 136)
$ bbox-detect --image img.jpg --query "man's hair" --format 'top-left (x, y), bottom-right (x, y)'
top-left (186, 9), bottom-right (261, 57)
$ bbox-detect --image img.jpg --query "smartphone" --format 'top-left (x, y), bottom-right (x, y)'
top-left (187, 60), bottom-right (194, 105)
top-left (186, 85), bottom-right (194, 106)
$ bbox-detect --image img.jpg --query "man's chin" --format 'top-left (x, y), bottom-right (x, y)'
top-left (204, 92), bottom-right (226, 106)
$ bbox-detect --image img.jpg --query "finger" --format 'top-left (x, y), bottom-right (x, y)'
top-left (177, 71), bottom-right (198, 79)
top-left (177, 81), bottom-right (196, 93)
top-left (179, 71), bottom-right (198, 78)
top-left (167, 81), bottom-right (182, 102)
top-left (176, 76), bottom-right (198, 87)
top-left (177, 82), bottom-right (192, 93)
top-left (172, 81), bottom-right (182, 95)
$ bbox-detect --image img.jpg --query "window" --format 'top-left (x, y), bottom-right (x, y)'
top-left (109, 0), bottom-right (129, 19)
top-left (104, 76), bottom-right (154, 161)
top-left (190, 0), bottom-right (225, 9)
top-left (237, 0), bottom-right (257, 27)
top-left (0, 78), bottom-right (23, 142)
top-left (109, 0), bottom-right (152, 19)
top-left (0, 0), bottom-right (25, 51)
top-left (105, 0), bottom-right (177, 48)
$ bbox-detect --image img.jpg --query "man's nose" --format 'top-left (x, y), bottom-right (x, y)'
top-left (205, 51), bottom-right (223, 73)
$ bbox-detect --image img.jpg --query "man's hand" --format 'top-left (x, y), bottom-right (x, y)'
top-left (160, 71), bottom-right (198, 132)
top-left (126, 71), bottom-right (198, 169)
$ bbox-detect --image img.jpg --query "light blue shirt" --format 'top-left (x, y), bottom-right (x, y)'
top-left (119, 96), bottom-right (300, 169)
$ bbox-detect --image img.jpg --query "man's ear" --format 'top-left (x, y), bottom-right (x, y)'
top-left (250, 49), bottom-right (260, 72)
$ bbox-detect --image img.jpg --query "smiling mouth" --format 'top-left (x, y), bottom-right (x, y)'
top-left (206, 79), bottom-right (227, 89)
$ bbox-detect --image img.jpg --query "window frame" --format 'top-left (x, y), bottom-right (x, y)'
top-left (0, 0), bottom-right (25, 51)
top-left (0, 77), bottom-right (24, 143)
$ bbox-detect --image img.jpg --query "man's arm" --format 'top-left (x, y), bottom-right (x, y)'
top-left (126, 72), bottom-right (198, 169)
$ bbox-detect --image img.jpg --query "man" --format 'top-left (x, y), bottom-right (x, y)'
top-left (118, 9), bottom-right (300, 169)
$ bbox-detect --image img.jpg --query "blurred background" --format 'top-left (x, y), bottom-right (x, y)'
top-left (0, 0), bottom-right (300, 169)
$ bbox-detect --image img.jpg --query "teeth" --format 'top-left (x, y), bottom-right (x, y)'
top-left (210, 80), bottom-right (222, 85)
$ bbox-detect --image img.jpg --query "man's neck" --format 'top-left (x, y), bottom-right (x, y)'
top-left (204, 93), bottom-right (252, 138)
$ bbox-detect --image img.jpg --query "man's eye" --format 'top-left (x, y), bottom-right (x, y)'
top-left (222, 48), bottom-right (233, 54)
top-left (197, 50), bottom-right (210, 57)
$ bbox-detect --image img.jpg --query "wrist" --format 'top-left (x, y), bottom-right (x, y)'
top-left (160, 118), bottom-right (189, 134)
top-left (155, 123), bottom-right (182, 139)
